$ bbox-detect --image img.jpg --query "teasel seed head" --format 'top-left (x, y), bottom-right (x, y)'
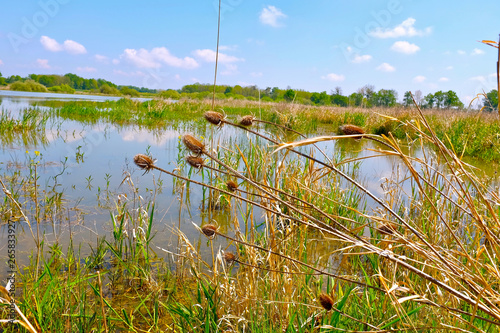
top-left (204, 111), bottom-right (224, 125)
top-left (226, 180), bottom-right (239, 192)
top-left (186, 156), bottom-right (204, 169)
top-left (339, 124), bottom-right (365, 137)
top-left (223, 252), bottom-right (236, 264)
top-left (239, 115), bottom-right (255, 127)
top-left (318, 293), bottom-right (334, 311)
top-left (201, 224), bottom-right (218, 238)
top-left (376, 223), bottom-right (396, 235)
top-left (182, 134), bottom-right (205, 155)
top-left (134, 154), bottom-right (155, 173)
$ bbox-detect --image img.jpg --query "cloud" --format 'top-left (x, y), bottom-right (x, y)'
top-left (413, 75), bottom-right (426, 83)
top-left (220, 64), bottom-right (239, 75)
top-left (352, 54), bottom-right (372, 63)
top-left (471, 48), bottom-right (485, 55)
top-left (322, 73), bottom-right (345, 81)
top-left (446, 66), bottom-right (453, 70)
top-left (391, 41), bottom-right (420, 54)
top-left (470, 75), bottom-right (486, 82)
top-left (40, 36), bottom-right (87, 54)
top-left (250, 72), bottom-right (263, 77)
top-left (94, 54), bottom-right (109, 63)
top-left (369, 18), bottom-right (432, 38)
top-left (76, 66), bottom-right (97, 72)
top-left (113, 69), bottom-right (146, 77)
top-left (0, 59), bottom-right (3, 65)
top-left (457, 50), bottom-right (466, 55)
top-left (438, 77), bottom-right (449, 82)
top-left (259, 5), bottom-right (286, 27)
top-left (112, 59), bottom-right (120, 65)
top-left (120, 47), bottom-right (199, 69)
top-left (193, 49), bottom-right (244, 63)
top-left (36, 59), bottom-right (51, 69)
top-left (376, 63), bottom-right (395, 72)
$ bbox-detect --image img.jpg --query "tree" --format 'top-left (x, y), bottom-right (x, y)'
top-left (332, 86), bottom-right (342, 96)
top-left (310, 91), bottom-right (330, 105)
top-left (284, 89), bottom-right (295, 102)
top-left (433, 91), bottom-right (446, 108)
top-left (483, 89), bottom-right (499, 112)
top-left (348, 92), bottom-right (363, 107)
top-left (403, 91), bottom-right (413, 107)
top-left (422, 93), bottom-right (435, 109)
top-left (371, 89), bottom-right (397, 107)
top-left (444, 90), bottom-right (463, 109)
top-left (414, 90), bottom-right (423, 106)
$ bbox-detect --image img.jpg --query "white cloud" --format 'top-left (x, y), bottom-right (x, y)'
top-left (76, 66), bottom-right (97, 72)
top-left (470, 75), bottom-right (486, 82)
top-left (113, 69), bottom-right (146, 77)
top-left (471, 48), bottom-right (485, 55)
top-left (391, 41), bottom-right (420, 54)
top-left (446, 66), bottom-right (453, 70)
top-left (94, 54), bottom-right (109, 63)
top-left (259, 5), bottom-right (286, 27)
top-left (36, 59), bottom-right (51, 69)
top-left (438, 77), bottom-right (449, 82)
top-left (352, 54), bottom-right (372, 63)
top-left (112, 59), bottom-right (120, 65)
top-left (40, 36), bottom-right (86, 54)
top-left (221, 64), bottom-right (239, 75)
top-left (413, 75), bottom-right (426, 83)
top-left (457, 50), bottom-right (466, 55)
top-left (192, 49), bottom-right (244, 63)
top-left (376, 63), bottom-right (395, 72)
top-left (322, 73), bottom-right (345, 81)
top-left (250, 72), bottom-right (263, 77)
top-left (120, 47), bottom-right (199, 69)
top-left (369, 18), bottom-right (432, 38)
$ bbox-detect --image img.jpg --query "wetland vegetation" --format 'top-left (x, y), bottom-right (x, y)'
top-left (1, 97), bottom-right (500, 332)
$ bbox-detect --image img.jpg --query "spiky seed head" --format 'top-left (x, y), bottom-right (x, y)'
top-left (318, 293), bottom-right (334, 311)
top-left (239, 115), bottom-right (254, 126)
top-left (377, 223), bottom-right (396, 235)
top-left (339, 124), bottom-right (365, 136)
top-left (182, 134), bottom-right (205, 155)
top-left (134, 154), bottom-right (155, 172)
top-left (226, 180), bottom-right (238, 192)
top-left (223, 252), bottom-right (236, 264)
top-left (204, 111), bottom-right (224, 125)
top-left (186, 156), bottom-right (204, 169)
top-left (201, 224), bottom-right (218, 237)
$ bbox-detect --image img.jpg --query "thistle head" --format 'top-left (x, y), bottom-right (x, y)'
top-left (226, 180), bottom-right (239, 192)
top-left (318, 293), bottom-right (334, 311)
top-left (339, 124), bottom-right (365, 137)
top-left (223, 252), bottom-right (236, 264)
top-left (201, 224), bottom-right (218, 238)
top-left (182, 134), bottom-right (205, 155)
top-left (204, 111), bottom-right (224, 125)
top-left (239, 115), bottom-right (255, 127)
top-left (134, 154), bottom-right (155, 173)
top-left (186, 156), bottom-right (204, 169)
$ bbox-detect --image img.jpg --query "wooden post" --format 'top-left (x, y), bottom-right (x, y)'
top-left (497, 34), bottom-right (500, 117)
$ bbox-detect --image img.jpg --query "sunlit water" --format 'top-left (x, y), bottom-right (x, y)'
top-left (0, 92), bottom-right (495, 281)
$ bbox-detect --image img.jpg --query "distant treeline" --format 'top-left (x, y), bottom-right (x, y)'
top-left (0, 72), bottom-right (497, 111)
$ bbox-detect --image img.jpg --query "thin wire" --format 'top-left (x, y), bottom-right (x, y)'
top-left (212, 0), bottom-right (221, 110)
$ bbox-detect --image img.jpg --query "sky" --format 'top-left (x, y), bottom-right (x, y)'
top-left (0, 0), bottom-right (499, 104)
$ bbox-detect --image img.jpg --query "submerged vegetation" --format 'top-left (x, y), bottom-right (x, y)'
top-left (1, 95), bottom-right (500, 331)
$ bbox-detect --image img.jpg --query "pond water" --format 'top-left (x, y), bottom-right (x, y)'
top-left (0, 92), bottom-right (493, 281)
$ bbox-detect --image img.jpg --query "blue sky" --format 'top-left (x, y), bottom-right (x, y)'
top-left (0, 0), bottom-right (499, 104)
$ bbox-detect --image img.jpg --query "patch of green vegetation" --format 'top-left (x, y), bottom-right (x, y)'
top-left (10, 80), bottom-right (48, 93)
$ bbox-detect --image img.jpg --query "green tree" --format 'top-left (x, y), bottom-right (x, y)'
top-left (348, 92), bottom-right (363, 107)
top-left (159, 89), bottom-right (181, 99)
top-left (433, 91), bottom-right (446, 108)
top-left (371, 89), bottom-right (397, 107)
top-left (284, 89), bottom-right (295, 102)
top-left (120, 86), bottom-right (140, 97)
top-left (444, 90), bottom-right (463, 109)
top-left (310, 91), bottom-right (330, 105)
top-left (483, 89), bottom-right (499, 112)
top-left (403, 91), bottom-right (413, 107)
top-left (331, 94), bottom-right (348, 107)
top-left (422, 93), bottom-right (435, 109)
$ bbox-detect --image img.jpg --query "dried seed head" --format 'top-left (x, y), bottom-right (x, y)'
top-left (186, 156), bottom-right (204, 169)
top-left (339, 124), bottom-right (365, 137)
top-left (377, 223), bottom-right (396, 235)
top-left (226, 180), bottom-right (239, 192)
top-left (201, 224), bottom-right (218, 237)
top-left (223, 252), bottom-right (236, 264)
top-left (182, 134), bottom-right (205, 155)
top-left (239, 115), bottom-right (254, 126)
top-left (318, 293), bottom-right (334, 311)
top-left (204, 111), bottom-right (224, 125)
top-left (134, 154), bottom-right (155, 172)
